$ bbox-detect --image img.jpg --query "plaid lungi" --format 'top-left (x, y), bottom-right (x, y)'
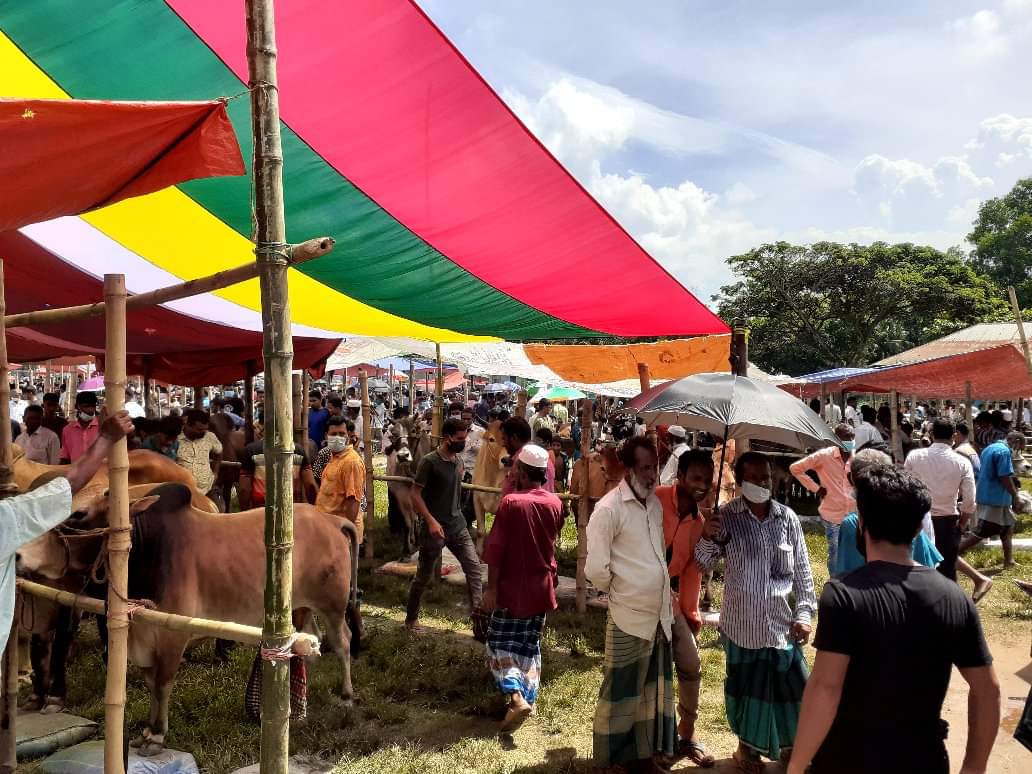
top-left (485, 610), bottom-right (545, 704)
top-left (724, 639), bottom-right (808, 760)
top-left (592, 615), bottom-right (675, 767)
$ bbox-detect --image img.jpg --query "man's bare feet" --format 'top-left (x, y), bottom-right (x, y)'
top-left (972, 577), bottom-right (993, 604)
top-left (500, 692), bottom-right (533, 733)
top-left (404, 620), bottom-right (428, 634)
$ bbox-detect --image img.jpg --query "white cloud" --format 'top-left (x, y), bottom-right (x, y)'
top-left (966, 114), bottom-right (1032, 168)
top-left (948, 9), bottom-right (1009, 56)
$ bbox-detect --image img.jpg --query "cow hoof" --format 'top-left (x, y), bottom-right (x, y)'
top-left (137, 740), bottom-right (166, 757)
top-left (20, 695), bottom-right (44, 712)
top-left (129, 732), bottom-right (151, 749)
top-left (40, 698), bottom-right (65, 715)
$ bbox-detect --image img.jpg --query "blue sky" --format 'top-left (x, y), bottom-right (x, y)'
top-left (419, 0), bottom-right (1032, 302)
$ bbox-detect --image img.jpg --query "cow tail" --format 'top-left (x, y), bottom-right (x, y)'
top-left (337, 519), bottom-right (363, 656)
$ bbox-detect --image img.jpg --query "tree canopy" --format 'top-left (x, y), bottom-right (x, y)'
top-left (968, 177), bottom-right (1032, 307)
top-left (714, 241), bottom-right (1007, 376)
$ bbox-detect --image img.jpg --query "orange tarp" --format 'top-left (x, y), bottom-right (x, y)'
top-left (523, 335), bottom-right (730, 383)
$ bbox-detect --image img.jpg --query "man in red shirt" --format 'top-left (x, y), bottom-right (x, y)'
top-left (481, 443), bottom-right (563, 735)
top-left (657, 449), bottom-right (716, 768)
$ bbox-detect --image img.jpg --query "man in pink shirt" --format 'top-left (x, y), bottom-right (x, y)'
top-left (60, 392), bottom-right (101, 463)
top-left (790, 424), bottom-right (855, 574)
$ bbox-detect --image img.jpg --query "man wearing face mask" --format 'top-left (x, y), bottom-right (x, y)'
top-left (696, 451), bottom-right (816, 773)
top-left (405, 418), bottom-right (483, 632)
top-left (315, 416), bottom-right (367, 545)
top-left (59, 391), bottom-right (101, 463)
top-left (789, 424), bottom-right (856, 575)
top-left (586, 436), bottom-right (676, 770)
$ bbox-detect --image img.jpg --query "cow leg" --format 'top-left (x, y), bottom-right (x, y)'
top-left (23, 633), bottom-right (52, 712)
top-left (321, 611), bottom-right (354, 705)
top-left (41, 607), bottom-right (79, 714)
top-left (138, 635), bottom-right (189, 756)
top-left (473, 495), bottom-right (487, 555)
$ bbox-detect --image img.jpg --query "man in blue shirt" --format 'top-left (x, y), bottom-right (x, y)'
top-left (308, 389), bottom-right (330, 448)
top-left (960, 430), bottom-right (1023, 568)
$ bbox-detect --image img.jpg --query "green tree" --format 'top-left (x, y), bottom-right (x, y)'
top-left (968, 177), bottom-right (1032, 306)
top-left (714, 241), bottom-right (1007, 375)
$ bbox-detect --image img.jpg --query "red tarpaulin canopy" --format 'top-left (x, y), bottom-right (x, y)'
top-left (781, 345), bottom-right (1032, 401)
top-left (1, 231), bottom-right (338, 383)
top-left (0, 98), bottom-right (244, 231)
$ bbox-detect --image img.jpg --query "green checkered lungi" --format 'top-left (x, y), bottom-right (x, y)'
top-left (592, 614), bottom-right (676, 767)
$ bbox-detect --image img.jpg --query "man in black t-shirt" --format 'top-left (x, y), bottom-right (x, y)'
top-left (789, 464), bottom-right (1000, 774)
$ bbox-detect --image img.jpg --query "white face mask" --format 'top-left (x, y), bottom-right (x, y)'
top-left (741, 481), bottom-right (771, 504)
top-left (326, 435), bottom-right (349, 453)
top-left (78, 410), bottom-right (95, 423)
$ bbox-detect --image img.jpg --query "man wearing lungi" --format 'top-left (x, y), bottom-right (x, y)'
top-left (481, 443), bottom-right (564, 734)
top-left (586, 436), bottom-right (676, 772)
top-left (696, 451), bottom-right (817, 773)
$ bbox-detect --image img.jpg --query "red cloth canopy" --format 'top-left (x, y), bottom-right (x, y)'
top-left (0, 98), bottom-right (244, 231)
top-left (1, 231), bottom-right (338, 384)
top-left (781, 345), bottom-right (1032, 401)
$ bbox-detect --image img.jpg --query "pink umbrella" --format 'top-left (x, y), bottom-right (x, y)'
top-left (77, 374), bottom-right (105, 392)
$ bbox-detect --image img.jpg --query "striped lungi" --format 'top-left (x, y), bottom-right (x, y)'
top-left (724, 638), bottom-right (808, 760)
top-left (485, 610), bottom-right (545, 704)
top-left (592, 615), bottom-right (675, 767)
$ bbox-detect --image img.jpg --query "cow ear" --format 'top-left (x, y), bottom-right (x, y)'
top-left (129, 495), bottom-right (161, 516)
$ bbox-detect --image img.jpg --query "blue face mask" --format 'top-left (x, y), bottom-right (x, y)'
top-left (842, 440), bottom-right (856, 452)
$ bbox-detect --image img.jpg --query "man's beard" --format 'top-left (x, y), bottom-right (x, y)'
top-left (629, 472), bottom-right (656, 500)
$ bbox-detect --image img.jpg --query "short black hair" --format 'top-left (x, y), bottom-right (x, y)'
top-left (854, 465), bottom-right (930, 546)
top-left (990, 410), bottom-right (1004, 428)
top-left (974, 411), bottom-right (992, 427)
top-left (392, 406), bottom-right (409, 419)
top-left (309, 389), bottom-right (322, 400)
top-left (809, 398), bottom-right (821, 412)
top-left (328, 397), bottom-right (343, 411)
top-left (955, 422), bottom-right (969, 437)
top-left (448, 402), bottom-right (465, 414)
top-left (847, 395), bottom-right (857, 405)
top-left (518, 460), bottom-right (547, 485)
top-left (442, 417), bottom-right (467, 437)
top-left (500, 416), bottom-right (532, 444)
top-left (734, 450), bottom-right (770, 480)
top-left (536, 427), bottom-right (554, 444)
top-left (23, 404), bottom-right (43, 416)
top-left (76, 392), bottom-right (98, 407)
top-left (496, 409), bottom-right (511, 422)
top-left (678, 448), bottom-right (714, 475)
top-left (159, 416), bottom-right (183, 437)
top-left (617, 435), bottom-right (657, 468)
top-left (184, 409), bottom-right (209, 426)
top-left (327, 415), bottom-right (349, 430)
top-left (931, 417), bottom-right (955, 441)
top-left (42, 392), bottom-right (60, 404)
top-left (860, 405), bottom-right (876, 423)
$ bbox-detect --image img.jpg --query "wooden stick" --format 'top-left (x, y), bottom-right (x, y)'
top-left (360, 370), bottom-right (374, 559)
top-left (387, 365), bottom-right (395, 415)
top-left (408, 359), bottom-right (415, 415)
top-left (2, 237), bottom-right (333, 329)
top-left (244, 361), bottom-right (257, 445)
top-left (576, 398), bottom-right (593, 614)
top-left (142, 356), bottom-right (153, 418)
top-left (0, 260), bottom-right (18, 774)
top-left (103, 274), bottom-right (130, 774)
top-left (636, 362), bottom-right (650, 393)
top-left (1009, 286), bottom-right (1032, 376)
top-left (291, 373), bottom-right (303, 448)
top-left (246, 2), bottom-right (295, 769)
top-left (889, 390), bottom-right (900, 464)
top-left (300, 371), bottom-right (311, 449)
top-left (433, 343), bottom-right (444, 440)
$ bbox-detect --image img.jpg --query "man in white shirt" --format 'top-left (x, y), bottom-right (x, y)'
top-left (825, 400), bottom-right (842, 425)
top-left (659, 425), bottom-right (689, 485)
top-left (853, 406), bottom-right (883, 451)
top-left (14, 405), bottom-right (61, 465)
top-left (124, 389), bottom-right (145, 419)
top-left (904, 417), bottom-right (992, 600)
top-left (586, 436), bottom-right (675, 769)
top-left (844, 396), bottom-right (859, 428)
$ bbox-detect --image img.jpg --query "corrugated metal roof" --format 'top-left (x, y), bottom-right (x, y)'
top-left (877, 324), bottom-right (1023, 365)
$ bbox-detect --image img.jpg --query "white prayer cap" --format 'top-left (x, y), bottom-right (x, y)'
top-left (517, 443), bottom-right (549, 469)
top-left (667, 425), bottom-right (687, 438)
top-left (347, 399), bottom-right (362, 409)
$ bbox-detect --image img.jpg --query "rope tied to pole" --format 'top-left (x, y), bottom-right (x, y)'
top-left (253, 241), bottom-right (291, 265)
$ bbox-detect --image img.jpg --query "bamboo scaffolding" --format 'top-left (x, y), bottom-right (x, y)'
top-left (300, 371), bottom-right (311, 448)
top-left (359, 370), bottom-right (374, 559)
top-left (245, 2), bottom-right (294, 770)
top-left (0, 259), bottom-right (18, 774)
top-left (432, 343), bottom-right (444, 440)
top-left (2, 237), bottom-right (333, 330)
top-left (103, 274), bottom-right (130, 774)
top-left (575, 398), bottom-right (593, 614)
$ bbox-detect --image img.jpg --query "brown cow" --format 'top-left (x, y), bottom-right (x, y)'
top-left (471, 420), bottom-right (506, 550)
top-left (384, 429), bottom-right (417, 557)
top-left (17, 483), bottom-right (361, 756)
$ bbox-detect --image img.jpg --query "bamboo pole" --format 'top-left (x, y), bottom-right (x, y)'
top-left (819, 381), bottom-right (828, 422)
top-left (244, 361), bottom-right (257, 445)
top-left (731, 320), bottom-right (750, 453)
top-left (407, 359), bottom-right (415, 414)
top-left (636, 362), bottom-right (650, 394)
top-left (1009, 286), bottom-right (1032, 376)
top-left (300, 371), bottom-right (311, 449)
top-left (143, 356), bottom-right (153, 418)
top-left (291, 373), bottom-right (303, 448)
top-left (889, 390), bottom-right (900, 464)
top-left (2, 238), bottom-right (333, 330)
top-left (102, 274), bottom-right (130, 774)
top-left (0, 259), bottom-right (19, 774)
top-left (246, 1), bottom-right (295, 768)
top-left (432, 343), bottom-right (444, 440)
top-left (516, 389), bottom-right (528, 419)
top-left (193, 385), bottom-right (204, 410)
top-left (575, 398), bottom-right (593, 614)
top-left (387, 365), bottom-right (395, 415)
top-left (359, 370), bottom-right (374, 559)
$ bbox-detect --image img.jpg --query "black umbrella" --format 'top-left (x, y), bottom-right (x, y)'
top-left (620, 372), bottom-right (842, 506)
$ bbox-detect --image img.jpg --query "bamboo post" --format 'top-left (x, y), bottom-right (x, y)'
top-left (889, 390), bottom-right (900, 464)
top-left (636, 362), bottom-right (650, 394)
top-left (1009, 286), bottom-right (1032, 376)
top-left (819, 382), bottom-right (828, 422)
top-left (193, 385), bottom-right (204, 410)
top-left (291, 373), bottom-right (303, 448)
top-left (516, 389), bottom-right (528, 419)
top-left (359, 370), bottom-right (374, 559)
top-left (66, 364), bottom-right (78, 418)
top-left (142, 356), bottom-right (153, 417)
top-left (102, 274), bottom-right (130, 774)
top-left (300, 371), bottom-right (311, 448)
top-left (387, 365), bottom-right (395, 415)
top-left (575, 398), bottom-right (593, 614)
top-left (408, 359), bottom-right (415, 413)
top-left (0, 260), bottom-right (20, 774)
top-left (731, 320), bottom-right (750, 452)
top-left (244, 361), bottom-right (257, 445)
top-left (432, 343), bottom-right (444, 441)
top-left (246, 1), bottom-right (297, 768)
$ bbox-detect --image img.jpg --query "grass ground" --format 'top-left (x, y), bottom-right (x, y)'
top-left (17, 478), bottom-right (1032, 773)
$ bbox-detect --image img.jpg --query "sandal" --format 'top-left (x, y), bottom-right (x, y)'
top-left (678, 739), bottom-right (716, 768)
top-left (732, 747), bottom-right (765, 774)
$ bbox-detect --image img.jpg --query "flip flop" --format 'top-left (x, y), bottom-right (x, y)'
top-left (677, 739), bottom-right (716, 768)
top-left (972, 578), bottom-right (993, 604)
